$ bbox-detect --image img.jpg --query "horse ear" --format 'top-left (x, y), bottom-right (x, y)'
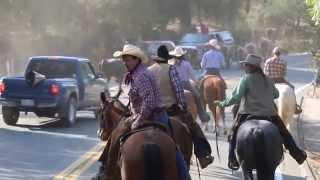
top-left (101, 92), bottom-right (107, 103)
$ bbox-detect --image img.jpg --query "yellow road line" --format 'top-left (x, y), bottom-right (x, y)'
top-left (54, 141), bottom-right (107, 180)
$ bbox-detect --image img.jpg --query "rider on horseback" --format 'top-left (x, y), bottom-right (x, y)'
top-left (215, 54), bottom-right (307, 170)
top-left (148, 45), bottom-right (214, 169)
top-left (169, 46), bottom-right (211, 123)
top-left (264, 47), bottom-right (302, 114)
top-left (96, 44), bottom-right (189, 180)
top-left (200, 39), bottom-right (227, 100)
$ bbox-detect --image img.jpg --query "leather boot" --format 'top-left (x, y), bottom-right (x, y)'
top-left (198, 155), bottom-right (214, 169)
top-left (190, 121), bottom-right (212, 153)
top-left (191, 121), bottom-right (214, 168)
top-left (180, 112), bottom-right (213, 169)
top-left (285, 138), bottom-right (307, 164)
top-left (228, 134), bottom-right (240, 170)
top-left (271, 116), bottom-right (307, 164)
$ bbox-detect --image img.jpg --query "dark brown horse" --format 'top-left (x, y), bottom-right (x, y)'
top-left (98, 92), bottom-right (180, 180)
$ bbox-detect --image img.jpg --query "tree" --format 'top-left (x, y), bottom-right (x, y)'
top-left (306, 0), bottom-right (320, 25)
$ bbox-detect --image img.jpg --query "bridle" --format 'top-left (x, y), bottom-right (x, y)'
top-left (99, 95), bottom-right (130, 132)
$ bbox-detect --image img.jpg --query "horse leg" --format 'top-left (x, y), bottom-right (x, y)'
top-left (211, 104), bottom-right (219, 135)
top-left (201, 103), bottom-right (209, 131)
top-left (220, 107), bottom-right (227, 135)
top-left (257, 169), bottom-right (276, 180)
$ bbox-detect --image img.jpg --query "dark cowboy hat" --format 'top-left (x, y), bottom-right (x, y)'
top-left (240, 54), bottom-right (263, 68)
top-left (152, 45), bottom-right (171, 62)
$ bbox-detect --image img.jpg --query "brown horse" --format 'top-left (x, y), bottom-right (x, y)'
top-left (202, 75), bottom-right (226, 134)
top-left (98, 91), bottom-right (193, 179)
top-left (119, 128), bottom-right (179, 180)
top-left (98, 92), bottom-right (180, 180)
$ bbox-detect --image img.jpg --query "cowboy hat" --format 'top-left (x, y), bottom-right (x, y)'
top-left (152, 45), bottom-right (170, 62)
top-left (272, 46), bottom-right (281, 55)
top-left (113, 44), bottom-right (148, 63)
top-left (240, 54), bottom-right (263, 68)
top-left (206, 39), bottom-right (220, 49)
top-left (169, 47), bottom-right (186, 57)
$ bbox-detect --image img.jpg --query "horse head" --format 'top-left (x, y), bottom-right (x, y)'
top-left (98, 91), bottom-right (130, 141)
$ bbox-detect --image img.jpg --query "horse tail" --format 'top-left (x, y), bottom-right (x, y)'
top-left (253, 128), bottom-right (270, 179)
top-left (143, 143), bottom-right (164, 180)
top-left (215, 79), bottom-right (225, 121)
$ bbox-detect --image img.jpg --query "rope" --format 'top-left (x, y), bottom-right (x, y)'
top-left (195, 158), bottom-right (202, 180)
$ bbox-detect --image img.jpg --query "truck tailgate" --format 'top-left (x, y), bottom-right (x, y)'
top-left (3, 77), bottom-right (55, 99)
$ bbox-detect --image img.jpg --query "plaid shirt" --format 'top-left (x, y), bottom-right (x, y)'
top-left (169, 65), bottom-right (187, 109)
top-left (127, 64), bottom-right (162, 122)
top-left (264, 57), bottom-right (287, 79)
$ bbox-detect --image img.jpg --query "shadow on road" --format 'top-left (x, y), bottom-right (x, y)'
top-left (3, 115), bottom-right (99, 140)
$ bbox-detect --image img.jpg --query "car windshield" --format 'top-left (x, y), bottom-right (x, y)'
top-left (180, 34), bottom-right (211, 43)
top-left (26, 60), bottom-right (77, 79)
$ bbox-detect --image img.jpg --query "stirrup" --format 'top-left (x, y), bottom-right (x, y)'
top-left (198, 155), bottom-right (214, 169)
top-left (228, 160), bottom-right (240, 170)
top-left (228, 155), bottom-right (240, 170)
top-left (290, 149), bottom-right (307, 164)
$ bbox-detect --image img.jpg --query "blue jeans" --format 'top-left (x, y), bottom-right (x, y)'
top-left (153, 110), bottom-right (190, 180)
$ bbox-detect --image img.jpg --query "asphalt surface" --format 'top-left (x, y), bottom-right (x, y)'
top-left (0, 53), bottom-right (316, 180)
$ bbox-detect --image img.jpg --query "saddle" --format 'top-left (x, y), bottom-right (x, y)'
top-left (119, 121), bottom-right (168, 146)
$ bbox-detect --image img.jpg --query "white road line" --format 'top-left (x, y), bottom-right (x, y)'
top-left (1, 126), bottom-right (99, 141)
top-left (30, 130), bottom-right (99, 141)
top-left (287, 67), bottom-right (314, 72)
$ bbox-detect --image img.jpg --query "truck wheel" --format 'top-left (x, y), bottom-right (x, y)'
top-left (2, 106), bottom-right (19, 125)
top-left (61, 97), bottom-right (77, 127)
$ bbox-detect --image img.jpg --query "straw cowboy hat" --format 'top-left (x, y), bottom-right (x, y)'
top-left (240, 54), bottom-right (263, 68)
top-left (169, 47), bottom-right (186, 57)
top-left (113, 44), bottom-right (148, 63)
top-left (206, 39), bottom-right (221, 49)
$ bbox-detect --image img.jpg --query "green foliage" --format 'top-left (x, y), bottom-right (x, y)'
top-left (306, 0), bottom-right (320, 25)
top-left (0, 0), bottom-right (318, 68)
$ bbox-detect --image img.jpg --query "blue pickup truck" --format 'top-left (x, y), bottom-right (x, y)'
top-left (0, 56), bottom-right (108, 127)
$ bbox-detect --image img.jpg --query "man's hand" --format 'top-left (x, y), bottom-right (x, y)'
top-left (131, 119), bottom-right (143, 130)
top-left (97, 129), bottom-right (108, 141)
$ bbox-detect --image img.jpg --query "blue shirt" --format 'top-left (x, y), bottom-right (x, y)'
top-left (201, 49), bottom-right (225, 72)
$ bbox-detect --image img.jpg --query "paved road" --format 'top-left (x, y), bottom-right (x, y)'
top-left (0, 53), bottom-right (315, 180)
